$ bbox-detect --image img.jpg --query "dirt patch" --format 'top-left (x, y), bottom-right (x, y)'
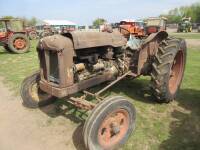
top-left (0, 77), bottom-right (85, 150)
top-left (186, 39), bottom-right (200, 48)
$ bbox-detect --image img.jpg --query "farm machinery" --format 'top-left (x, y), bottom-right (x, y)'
top-left (0, 18), bottom-right (30, 53)
top-left (21, 23), bottom-right (187, 149)
top-left (177, 17), bottom-right (192, 32)
top-left (39, 25), bottom-right (59, 38)
top-left (145, 17), bottom-right (167, 34)
top-left (119, 19), bottom-right (145, 37)
top-left (25, 26), bottom-right (38, 40)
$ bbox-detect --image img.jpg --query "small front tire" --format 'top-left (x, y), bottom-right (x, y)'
top-left (83, 96), bottom-right (136, 150)
top-left (20, 72), bottom-right (56, 108)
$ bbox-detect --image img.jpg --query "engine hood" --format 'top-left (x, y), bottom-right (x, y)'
top-left (62, 31), bottom-right (127, 50)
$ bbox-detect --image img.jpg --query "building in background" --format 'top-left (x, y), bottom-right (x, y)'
top-left (36, 19), bottom-right (77, 33)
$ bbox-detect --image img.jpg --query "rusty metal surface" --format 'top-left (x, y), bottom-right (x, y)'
top-left (69, 97), bottom-right (95, 110)
top-left (95, 71), bottom-right (133, 96)
top-left (137, 40), bottom-right (159, 74)
top-left (37, 35), bottom-right (75, 87)
top-left (37, 30), bottom-right (169, 108)
top-left (137, 31), bottom-right (168, 74)
top-left (39, 71), bottom-right (115, 98)
top-left (142, 31), bottom-right (168, 45)
top-left (63, 31), bottom-right (127, 49)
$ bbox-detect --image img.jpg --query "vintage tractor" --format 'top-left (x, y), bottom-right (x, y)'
top-left (25, 26), bottom-right (38, 40)
top-left (21, 28), bottom-right (186, 149)
top-left (119, 19), bottom-right (145, 38)
top-left (39, 25), bottom-right (58, 38)
top-left (145, 17), bottom-right (167, 35)
top-left (177, 17), bottom-right (192, 32)
top-left (0, 18), bottom-right (30, 53)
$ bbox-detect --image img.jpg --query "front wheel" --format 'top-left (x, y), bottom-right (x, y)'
top-left (150, 38), bottom-right (187, 103)
top-left (83, 96), bottom-right (136, 150)
top-left (20, 72), bottom-right (56, 108)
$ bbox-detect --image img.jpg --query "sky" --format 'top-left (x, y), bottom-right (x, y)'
top-left (0, 0), bottom-right (199, 25)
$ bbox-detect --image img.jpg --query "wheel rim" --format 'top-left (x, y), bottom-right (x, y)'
top-left (13, 38), bottom-right (26, 50)
top-left (168, 50), bottom-right (184, 94)
top-left (98, 109), bottom-right (129, 149)
top-left (29, 82), bottom-right (52, 103)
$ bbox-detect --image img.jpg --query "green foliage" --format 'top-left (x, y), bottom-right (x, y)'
top-left (161, 2), bottom-right (200, 23)
top-left (93, 18), bottom-right (107, 27)
top-left (1, 16), bottom-right (14, 19)
top-left (22, 17), bottom-right (38, 26)
top-left (1, 15), bottom-right (38, 27)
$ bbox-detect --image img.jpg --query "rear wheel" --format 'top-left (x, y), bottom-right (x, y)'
top-left (83, 96), bottom-right (136, 150)
top-left (150, 38), bottom-right (187, 103)
top-left (8, 33), bottom-right (30, 54)
top-left (21, 72), bottom-right (56, 108)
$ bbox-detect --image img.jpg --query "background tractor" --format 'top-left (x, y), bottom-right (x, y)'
top-left (177, 17), bottom-right (192, 32)
top-left (21, 27), bottom-right (186, 149)
top-left (25, 26), bottom-right (38, 40)
top-left (39, 25), bottom-right (59, 38)
top-left (145, 17), bottom-right (167, 35)
top-left (119, 19), bottom-right (145, 38)
top-left (0, 18), bottom-right (30, 54)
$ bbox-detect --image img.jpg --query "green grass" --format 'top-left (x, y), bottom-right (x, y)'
top-left (169, 32), bottom-right (200, 39)
top-left (0, 37), bottom-right (199, 150)
top-left (0, 40), bottom-right (38, 91)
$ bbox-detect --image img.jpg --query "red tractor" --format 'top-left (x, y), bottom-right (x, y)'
top-left (0, 18), bottom-right (30, 54)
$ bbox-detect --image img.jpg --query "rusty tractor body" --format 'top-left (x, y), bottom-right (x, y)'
top-left (0, 18), bottom-right (30, 53)
top-left (145, 17), bottom-right (167, 35)
top-left (21, 27), bottom-right (187, 149)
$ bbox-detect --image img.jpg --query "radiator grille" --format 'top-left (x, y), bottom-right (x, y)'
top-left (49, 51), bottom-right (60, 84)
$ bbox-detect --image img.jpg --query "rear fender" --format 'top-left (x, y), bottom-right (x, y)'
top-left (137, 31), bottom-right (168, 74)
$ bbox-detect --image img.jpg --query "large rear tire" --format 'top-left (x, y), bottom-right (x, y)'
top-left (150, 37), bottom-right (187, 103)
top-left (8, 33), bottom-right (30, 54)
top-left (83, 96), bottom-right (136, 150)
top-left (21, 72), bottom-right (56, 108)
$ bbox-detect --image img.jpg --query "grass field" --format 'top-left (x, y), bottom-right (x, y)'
top-left (0, 35), bottom-right (199, 150)
top-left (170, 32), bottom-right (200, 39)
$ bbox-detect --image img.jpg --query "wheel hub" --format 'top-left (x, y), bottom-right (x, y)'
top-left (98, 109), bottom-right (129, 149)
top-left (13, 38), bottom-right (26, 49)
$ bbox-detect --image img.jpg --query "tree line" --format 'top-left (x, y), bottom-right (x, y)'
top-left (160, 2), bottom-right (200, 23)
